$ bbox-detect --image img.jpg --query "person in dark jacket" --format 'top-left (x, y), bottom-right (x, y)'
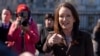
top-left (0, 7), bottom-right (12, 45)
top-left (36, 13), bottom-right (54, 54)
top-left (93, 19), bottom-right (100, 56)
top-left (43, 2), bottom-right (94, 56)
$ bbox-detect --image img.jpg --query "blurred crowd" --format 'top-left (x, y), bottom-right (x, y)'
top-left (0, 2), bottom-right (100, 56)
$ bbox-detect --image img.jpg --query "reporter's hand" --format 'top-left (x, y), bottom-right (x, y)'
top-left (9, 20), bottom-right (20, 33)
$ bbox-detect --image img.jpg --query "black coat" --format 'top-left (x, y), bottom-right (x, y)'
top-left (36, 27), bottom-right (54, 52)
top-left (0, 22), bottom-right (11, 44)
top-left (43, 31), bottom-right (94, 56)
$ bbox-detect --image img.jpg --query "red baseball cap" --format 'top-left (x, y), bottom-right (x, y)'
top-left (16, 3), bottom-right (29, 14)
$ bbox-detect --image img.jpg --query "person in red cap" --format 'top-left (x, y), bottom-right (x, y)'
top-left (6, 3), bottom-right (39, 55)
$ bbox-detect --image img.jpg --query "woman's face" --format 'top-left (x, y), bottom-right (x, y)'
top-left (59, 7), bottom-right (75, 30)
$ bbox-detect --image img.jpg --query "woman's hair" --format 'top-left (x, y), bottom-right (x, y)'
top-left (93, 19), bottom-right (100, 33)
top-left (54, 2), bottom-right (79, 39)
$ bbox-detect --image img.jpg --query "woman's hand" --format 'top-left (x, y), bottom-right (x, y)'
top-left (48, 33), bottom-right (63, 45)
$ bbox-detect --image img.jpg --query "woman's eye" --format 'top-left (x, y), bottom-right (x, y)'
top-left (60, 15), bottom-right (70, 17)
top-left (59, 15), bottom-right (64, 18)
top-left (66, 15), bottom-right (71, 17)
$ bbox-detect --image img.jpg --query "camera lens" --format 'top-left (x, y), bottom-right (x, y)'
top-left (18, 11), bottom-right (29, 18)
top-left (21, 19), bottom-right (29, 26)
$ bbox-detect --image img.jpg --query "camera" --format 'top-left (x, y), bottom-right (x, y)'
top-left (19, 11), bottom-right (29, 19)
top-left (18, 11), bottom-right (30, 26)
top-left (20, 18), bottom-right (29, 26)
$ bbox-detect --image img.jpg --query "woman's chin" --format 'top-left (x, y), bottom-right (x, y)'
top-left (62, 27), bottom-right (68, 30)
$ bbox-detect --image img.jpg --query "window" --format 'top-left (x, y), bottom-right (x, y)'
top-left (36, 0), bottom-right (47, 8)
top-left (18, 0), bottom-right (25, 3)
top-left (88, 16), bottom-right (94, 27)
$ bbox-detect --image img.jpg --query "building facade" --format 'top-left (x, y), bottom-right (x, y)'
top-left (67, 0), bottom-right (100, 31)
top-left (0, 0), bottom-right (100, 31)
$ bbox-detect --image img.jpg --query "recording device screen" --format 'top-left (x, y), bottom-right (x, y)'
top-left (18, 11), bottom-right (30, 26)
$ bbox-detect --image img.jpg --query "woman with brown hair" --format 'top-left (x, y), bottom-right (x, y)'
top-left (93, 19), bottom-right (100, 56)
top-left (43, 2), bottom-right (94, 56)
